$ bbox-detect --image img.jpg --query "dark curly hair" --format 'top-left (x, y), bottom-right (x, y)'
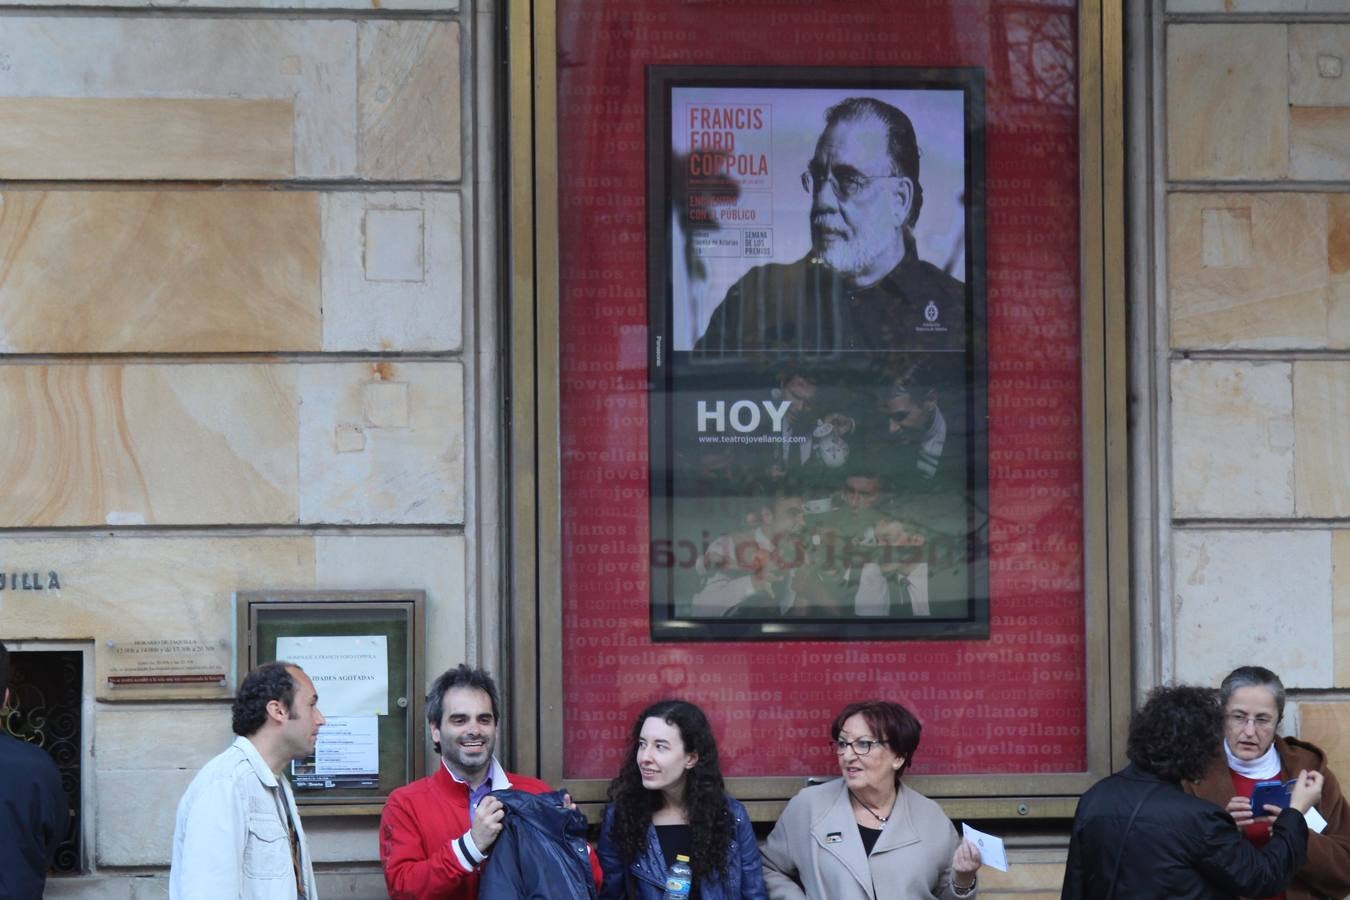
top-left (1126, 684), bottom-right (1223, 783)
top-left (426, 664), bottom-right (500, 755)
top-left (232, 661), bottom-right (298, 737)
top-left (606, 700), bottom-right (732, 886)
top-left (832, 699), bottom-right (922, 785)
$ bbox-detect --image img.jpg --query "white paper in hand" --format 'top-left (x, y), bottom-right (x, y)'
top-left (1306, 806), bottom-right (1329, 834)
top-left (961, 822), bottom-right (1009, 872)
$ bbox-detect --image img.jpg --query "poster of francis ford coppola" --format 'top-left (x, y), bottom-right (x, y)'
top-left (647, 66), bottom-right (989, 641)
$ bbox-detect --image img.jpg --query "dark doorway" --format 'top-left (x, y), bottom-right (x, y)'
top-left (3, 650), bottom-right (82, 874)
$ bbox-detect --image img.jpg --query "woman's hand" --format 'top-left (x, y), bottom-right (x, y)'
top-left (952, 837), bottom-right (982, 884)
top-left (1290, 769), bottom-right (1325, 814)
top-left (1225, 795), bottom-right (1266, 829)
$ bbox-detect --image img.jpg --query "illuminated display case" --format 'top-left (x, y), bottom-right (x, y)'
top-left (508, 0), bottom-right (1127, 820)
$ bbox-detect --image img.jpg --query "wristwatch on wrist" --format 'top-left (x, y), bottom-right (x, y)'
top-left (952, 875), bottom-right (977, 897)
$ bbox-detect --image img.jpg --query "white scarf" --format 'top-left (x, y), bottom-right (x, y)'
top-left (1225, 739), bottom-right (1281, 780)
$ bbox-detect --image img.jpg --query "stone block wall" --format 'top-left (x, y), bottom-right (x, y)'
top-left (0, 3), bottom-right (470, 897)
top-left (1165, 5), bottom-right (1350, 772)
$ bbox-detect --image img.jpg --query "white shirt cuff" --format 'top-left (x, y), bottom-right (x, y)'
top-left (451, 830), bottom-right (486, 869)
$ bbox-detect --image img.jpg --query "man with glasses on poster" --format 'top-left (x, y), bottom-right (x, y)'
top-left (693, 96), bottom-right (965, 357)
top-left (663, 87), bottom-right (978, 636)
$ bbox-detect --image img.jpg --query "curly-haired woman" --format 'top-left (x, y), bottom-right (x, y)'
top-left (1063, 684), bottom-right (1323, 899)
top-left (597, 700), bottom-right (767, 900)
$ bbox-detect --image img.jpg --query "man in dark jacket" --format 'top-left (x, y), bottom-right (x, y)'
top-left (0, 643), bottom-right (68, 900)
top-left (1063, 684), bottom-right (1321, 900)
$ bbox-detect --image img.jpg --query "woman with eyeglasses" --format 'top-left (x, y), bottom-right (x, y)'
top-left (1182, 666), bottom-right (1350, 900)
top-left (761, 699), bottom-right (981, 899)
top-left (597, 699), bottom-right (767, 900)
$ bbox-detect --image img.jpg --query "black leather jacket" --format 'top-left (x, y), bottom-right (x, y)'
top-left (479, 788), bottom-right (597, 900)
top-left (1063, 764), bottom-right (1309, 899)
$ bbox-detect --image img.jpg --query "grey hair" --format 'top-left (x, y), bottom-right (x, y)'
top-left (1219, 666), bottom-right (1285, 721)
top-left (821, 96), bottom-right (924, 229)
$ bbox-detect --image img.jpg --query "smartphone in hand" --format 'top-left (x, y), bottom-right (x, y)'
top-left (1250, 779), bottom-right (1296, 812)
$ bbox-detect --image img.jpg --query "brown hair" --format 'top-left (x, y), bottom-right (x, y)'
top-left (832, 699), bottom-right (922, 783)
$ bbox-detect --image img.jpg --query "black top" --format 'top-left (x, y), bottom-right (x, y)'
top-left (1063, 763), bottom-right (1309, 899)
top-left (655, 823), bottom-right (693, 870)
top-left (693, 245), bottom-right (967, 358)
top-left (654, 824), bottom-right (699, 899)
top-left (858, 824), bottom-right (883, 857)
top-left (0, 734), bottom-right (67, 900)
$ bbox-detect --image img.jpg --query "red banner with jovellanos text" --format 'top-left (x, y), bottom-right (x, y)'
top-left (557, 0), bottom-right (1084, 780)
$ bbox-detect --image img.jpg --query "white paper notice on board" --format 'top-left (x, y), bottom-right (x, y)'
top-left (276, 635), bottom-right (388, 716)
top-left (316, 716), bottom-right (379, 775)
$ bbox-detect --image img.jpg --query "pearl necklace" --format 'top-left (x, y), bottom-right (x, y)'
top-left (849, 790), bottom-right (895, 825)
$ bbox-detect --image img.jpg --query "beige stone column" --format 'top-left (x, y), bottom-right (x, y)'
top-left (1165, 5), bottom-right (1350, 782)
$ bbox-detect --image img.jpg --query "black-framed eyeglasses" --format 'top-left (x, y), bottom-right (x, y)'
top-left (830, 738), bottom-right (887, 756)
top-left (800, 164), bottom-right (903, 201)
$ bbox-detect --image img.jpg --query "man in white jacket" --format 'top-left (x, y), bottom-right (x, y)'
top-left (170, 661), bottom-right (326, 899)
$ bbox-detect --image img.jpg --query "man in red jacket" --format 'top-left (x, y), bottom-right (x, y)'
top-left (381, 664), bottom-right (571, 899)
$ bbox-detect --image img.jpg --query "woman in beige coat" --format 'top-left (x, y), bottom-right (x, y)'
top-left (760, 699), bottom-right (981, 899)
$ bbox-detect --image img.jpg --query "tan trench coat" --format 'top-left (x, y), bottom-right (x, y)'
top-left (760, 778), bottom-right (970, 900)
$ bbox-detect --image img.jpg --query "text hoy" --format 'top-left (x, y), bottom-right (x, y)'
top-left (0, 571), bottom-right (62, 590)
top-left (697, 399), bottom-right (791, 433)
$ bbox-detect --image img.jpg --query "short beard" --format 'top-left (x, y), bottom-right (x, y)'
top-left (813, 222), bottom-right (904, 282)
top-left (443, 739), bottom-right (494, 777)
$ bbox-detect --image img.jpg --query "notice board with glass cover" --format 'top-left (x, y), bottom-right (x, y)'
top-left (235, 590), bottom-right (424, 814)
